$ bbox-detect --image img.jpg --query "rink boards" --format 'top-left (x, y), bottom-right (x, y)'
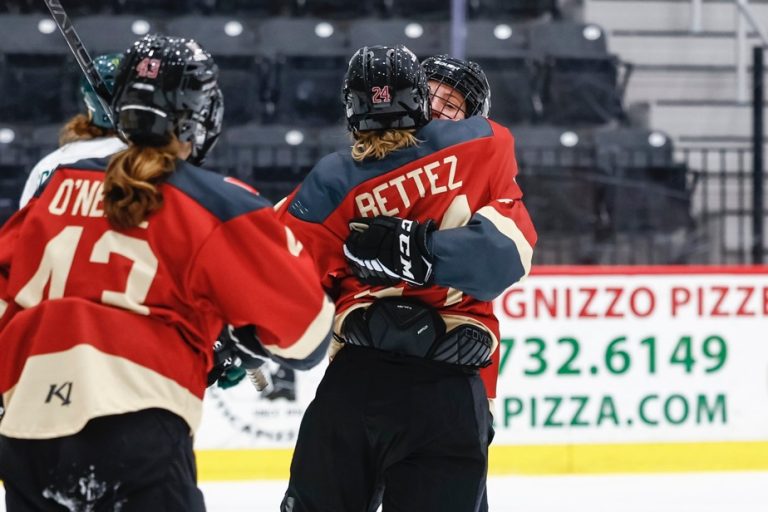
top-left (194, 266), bottom-right (768, 479)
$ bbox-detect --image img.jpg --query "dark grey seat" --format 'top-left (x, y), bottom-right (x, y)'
top-left (0, 15), bottom-right (78, 122)
top-left (77, 15), bottom-right (162, 54)
top-left (167, 16), bottom-right (266, 125)
top-left (258, 18), bottom-right (350, 126)
top-left (529, 21), bottom-right (631, 125)
top-left (294, 0), bottom-right (377, 18)
top-left (222, 123), bottom-right (324, 182)
top-left (594, 126), bottom-right (692, 233)
top-left (474, 0), bottom-right (558, 19)
top-left (0, 123), bottom-right (32, 223)
top-left (348, 18), bottom-right (448, 59)
top-left (384, 0), bottom-right (451, 20)
top-left (511, 124), bottom-right (601, 233)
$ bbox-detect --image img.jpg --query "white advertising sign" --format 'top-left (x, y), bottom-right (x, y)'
top-left (494, 266), bottom-right (768, 445)
top-left (196, 267), bottom-right (768, 452)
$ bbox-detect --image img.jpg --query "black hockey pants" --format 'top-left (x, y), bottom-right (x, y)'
top-left (281, 345), bottom-right (490, 512)
top-left (0, 408), bottom-right (205, 512)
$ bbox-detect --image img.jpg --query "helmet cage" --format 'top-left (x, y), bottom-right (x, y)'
top-left (422, 55), bottom-right (491, 118)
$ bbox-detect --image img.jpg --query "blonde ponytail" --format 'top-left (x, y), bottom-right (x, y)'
top-left (351, 129), bottom-right (420, 162)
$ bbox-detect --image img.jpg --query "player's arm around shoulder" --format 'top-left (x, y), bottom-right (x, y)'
top-left (427, 122), bottom-right (536, 300)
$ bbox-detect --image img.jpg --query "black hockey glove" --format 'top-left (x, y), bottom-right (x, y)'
top-left (207, 331), bottom-right (244, 388)
top-left (207, 325), bottom-right (269, 389)
top-left (343, 216), bottom-right (436, 287)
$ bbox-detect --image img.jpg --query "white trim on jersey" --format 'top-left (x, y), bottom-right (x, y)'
top-left (19, 136), bottom-right (127, 209)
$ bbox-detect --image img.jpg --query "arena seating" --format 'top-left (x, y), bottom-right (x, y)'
top-left (217, 123), bottom-right (351, 202)
top-left (466, 20), bottom-right (537, 124)
top-left (0, 1), bottom-right (697, 265)
top-left (167, 16), bottom-right (267, 125)
top-left (0, 15), bottom-right (80, 123)
top-left (594, 126), bottom-right (692, 233)
top-left (29, 123), bottom-right (62, 162)
top-left (476, 0), bottom-right (559, 18)
top-left (78, 15), bottom-right (162, 54)
top-left (1, 0), bottom-right (105, 14)
top-left (0, 124), bottom-right (29, 219)
top-left (111, 0), bottom-right (202, 15)
top-left (384, 0), bottom-right (452, 20)
top-left (258, 18), bottom-right (349, 126)
top-left (512, 124), bottom-right (603, 233)
top-left (1, 0), bottom-right (562, 18)
top-left (348, 18), bottom-right (448, 59)
top-left (221, 123), bottom-right (321, 181)
top-left (294, 0), bottom-right (377, 18)
top-left (530, 21), bottom-right (631, 125)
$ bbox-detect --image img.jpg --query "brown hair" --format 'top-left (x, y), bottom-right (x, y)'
top-left (350, 129), bottom-right (420, 162)
top-left (58, 114), bottom-right (114, 146)
top-left (103, 136), bottom-right (182, 229)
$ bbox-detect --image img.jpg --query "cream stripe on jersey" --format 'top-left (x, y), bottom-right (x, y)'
top-left (440, 195), bottom-right (472, 307)
top-left (273, 196), bottom-right (288, 211)
top-left (333, 303), bottom-right (369, 337)
top-left (0, 298), bottom-right (7, 319)
top-left (263, 295), bottom-right (334, 360)
top-left (0, 344), bottom-right (202, 439)
top-left (476, 205), bottom-right (533, 278)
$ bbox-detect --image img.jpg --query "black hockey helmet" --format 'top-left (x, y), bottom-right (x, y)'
top-left (422, 55), bottom-right (491, 118)
top-left (81, 53), bottom-right (122, 130)
top-left (343, 45), bottom-right (431, 133)
top-left (111, 35), bottom-right (224, 165)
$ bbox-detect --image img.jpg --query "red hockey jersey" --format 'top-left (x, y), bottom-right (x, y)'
top-left (0, 158), bottom-right (333, 439)
top-left (277, 117), bottom-right (537, 397)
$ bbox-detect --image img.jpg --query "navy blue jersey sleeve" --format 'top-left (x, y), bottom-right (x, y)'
top-left (431, 205), bottom-right (535, 300)
top-left (429, 124), bottom-right (537, 301)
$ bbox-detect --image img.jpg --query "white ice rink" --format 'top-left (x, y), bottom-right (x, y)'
top-left (3, 472), bottom-right (768, 511)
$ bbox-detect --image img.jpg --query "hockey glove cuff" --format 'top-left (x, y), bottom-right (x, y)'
top-left (343, 216), bottom-right (436, 287)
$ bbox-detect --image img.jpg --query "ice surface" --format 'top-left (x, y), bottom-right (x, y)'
top-left (4, 472), bottom-right (766, 511)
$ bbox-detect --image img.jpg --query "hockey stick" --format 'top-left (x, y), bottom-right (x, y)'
top-left (42, 0), bottom-right (115, 125)
top-left (218, 325), bottom-right (275, 395)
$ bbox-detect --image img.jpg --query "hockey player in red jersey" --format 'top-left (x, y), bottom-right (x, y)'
top-left (0, 35), bottom-right (333, 511)
top-left (278, 45), bottom-right (537, 512)
top-left (422, 52), bottom-right (497, 512)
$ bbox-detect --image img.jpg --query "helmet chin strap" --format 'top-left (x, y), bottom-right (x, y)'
top-left (178, 141), bottom-right (193, 161)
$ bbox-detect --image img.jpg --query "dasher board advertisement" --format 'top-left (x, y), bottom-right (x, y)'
top-left (195, 266), bottom-right (768, 476)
